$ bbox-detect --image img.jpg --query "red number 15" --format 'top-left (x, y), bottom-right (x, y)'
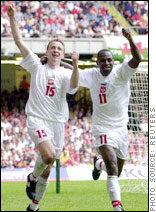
top-left (46, 86), bottom-right (55, 97)
top-left (36, 130), bottom-right (47, 138)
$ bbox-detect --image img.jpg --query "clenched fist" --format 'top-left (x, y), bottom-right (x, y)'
top-left (122, 28), bottom-right (132, 41)
top-left (6, 4), bottom-right (15, 17)
top-left (71, 51), bottom-right (79, 62)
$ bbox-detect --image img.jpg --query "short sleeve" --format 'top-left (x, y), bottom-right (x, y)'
top-left (62, 68), bottom-right (79, 95)
top-left (116, 57), bottom-right (137, 82)
top-left (79, 68), bottom-right (94, 88)
top-left (20, 51), bottom-right (41, 73)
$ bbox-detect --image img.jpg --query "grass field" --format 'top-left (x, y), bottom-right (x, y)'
top-left (1, 180), bottom-right (148, 211)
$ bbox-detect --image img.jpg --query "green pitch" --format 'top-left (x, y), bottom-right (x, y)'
top-left (1, 180), bottom-right (148, 211)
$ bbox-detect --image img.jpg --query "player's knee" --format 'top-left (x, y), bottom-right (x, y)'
top-left (106, 162), bottom-right (118, 176)
top-left (43, 151), bottom-right (56, 164)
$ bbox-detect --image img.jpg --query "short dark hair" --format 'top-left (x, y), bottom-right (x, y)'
top-left (97, 49), bottom-right (113, 59)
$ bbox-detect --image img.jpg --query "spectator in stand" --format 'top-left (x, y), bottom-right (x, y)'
top-left (132, 9), bottom-right (142, 26)
top-left (40, 29), bottom-right (48, 38)
top-left (79, 14), bottom-right (89, 29)
top-left (113, 22), bottom-right (123, 35)
top-left (19, 75), bottom-right (30, 96)
top-left (15, 5), bottom-right (23, 21)
top-left (83, 26), bottom-right (94, 38)
top-left (18, 15), bottom-right (26, 29)
top-left (75, 27), bottom-right (84, 38)
top-left (109, 16), bottom-right (118, 27)
top-left (66, 1), bottom-right (74, 12)
top-left (39, 17), bottom-right (51, 33)
top-left (1, 1), bottom-right (148, 37)
top-left (71, 2), bottom-right (82, 15)
top-left (55, 25), bottom-right (66, 38)
top-left (20, 1), bottom-right (28, 14)
top-left (30, 25), bottom-right (40, 37)
top-left (105, 9), bottom-right (112, 22)
top-left (2, 23), bottom-right (12, 37)
top-left (92, 26), bottom-right (103, 38)
top-left (101, 15), bottom-right (110, 28)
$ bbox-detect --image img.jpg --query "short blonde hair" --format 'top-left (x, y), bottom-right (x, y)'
top-left (46, 39), bottom-right (65, 52)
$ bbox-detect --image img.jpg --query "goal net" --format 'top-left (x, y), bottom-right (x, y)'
top-left (121, 62), bottom-right (148, 193)
top-left (128, 62), bottom-right (148, 160)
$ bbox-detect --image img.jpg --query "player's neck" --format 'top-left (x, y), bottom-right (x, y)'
top-left (47, 60), bottom-right (60, 69)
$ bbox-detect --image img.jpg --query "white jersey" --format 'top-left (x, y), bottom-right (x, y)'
top-left (20, 51), bottom-right (77, 122)
top-left (79, 59), bottom-right (137, 128)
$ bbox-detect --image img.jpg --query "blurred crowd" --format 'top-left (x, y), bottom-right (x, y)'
top-left (1, 1), bottom-right (148, 39)
top-left (116, 1), bottom-right (148, 34)
top-left (1, 87), bottom-right (148, 169)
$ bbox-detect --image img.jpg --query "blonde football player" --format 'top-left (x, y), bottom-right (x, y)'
top-left (7, 4), bottom-right (79, 211)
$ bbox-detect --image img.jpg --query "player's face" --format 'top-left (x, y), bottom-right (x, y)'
top-left (46, 41), bottom-right (64, 62)
top-left (97, 52), bottom-right (114, 76)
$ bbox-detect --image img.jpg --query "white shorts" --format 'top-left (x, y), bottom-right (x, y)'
top-left (92, 125), bottom-right (128, 160)
top-left (26, 116), bottom-right (65, 159)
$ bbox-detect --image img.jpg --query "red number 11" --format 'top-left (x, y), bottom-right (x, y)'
top-left (99, 93), bottom-right (107, 104)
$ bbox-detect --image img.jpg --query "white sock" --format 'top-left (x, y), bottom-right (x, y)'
top-left (30, 173), bottom-right (38, 182)
top-left (95, 158), bottom-right (107, 172)
top-left (30, 200), bottom-right (39, 211)
top-left (32, 155), bottom-right (48, 179)
top-left (107, 176), bottom-right (122, 211)
top-left (35, 176), bottom-right (49, 202)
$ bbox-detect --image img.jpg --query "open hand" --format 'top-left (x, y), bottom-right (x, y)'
top-left (122, 28), bottom-right (132, 40)
top-left (6, 4), bottom-right (15, 17)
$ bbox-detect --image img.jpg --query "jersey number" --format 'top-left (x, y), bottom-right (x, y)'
top-left (36, 130), bottom-right (47, 138)
top-left (46, 86), bottom-right (55, 97)
top-left (100, 135), bottom-right (107, 144)
top-left (99, 93), bottom-right (107, 104)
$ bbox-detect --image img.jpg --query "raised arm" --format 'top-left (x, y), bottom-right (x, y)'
top-left (7, 4), bottom-right (30, 58)
top-left (122, 28), bottom-right (142, 68)
top-left (70, 52), bottom-right (79, 89)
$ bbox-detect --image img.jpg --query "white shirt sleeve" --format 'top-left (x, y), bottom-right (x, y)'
top-left (116, 57), bottom-right (137, 82)
top-left (20, 51), bottom-right (41, 73)
top-left (79, 68), bottom-right (94, 88)
top-left (62, 68), bottom-right (78, 95)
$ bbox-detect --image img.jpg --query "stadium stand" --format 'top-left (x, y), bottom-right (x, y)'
top-left (1, 1), bottom-right (148, 38)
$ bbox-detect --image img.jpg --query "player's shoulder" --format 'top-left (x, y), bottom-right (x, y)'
top-left (20, 50), bottom-right (42, 71)
top-left (25, 51), bottom-right (39, 60)
top-left (112, 63), bottom-right (123, 76)
top-left (80, 67), bottom-right (98, 75)
top-left (113, 57), bottom-right (135, 75)
top-left (59, 66), bottom-right (72, 73)
top-left (56, 67), bottom-right (73, 77)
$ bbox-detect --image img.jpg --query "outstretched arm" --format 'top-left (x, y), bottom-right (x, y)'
top-left (70, 52), bottom-right (79, 89)
top-left (7, 4), bottom-right (30, 58)
top-left (122, 28), bottom-right (142, 68)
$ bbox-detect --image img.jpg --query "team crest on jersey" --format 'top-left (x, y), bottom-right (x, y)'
top-left (100, 85), bottom-right (107, 93)
top-left (48, 78), bottom-right (55, 85)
